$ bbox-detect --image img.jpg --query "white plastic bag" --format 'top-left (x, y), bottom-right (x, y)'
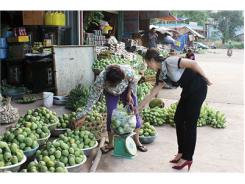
top-left (0, 97), bottom-right (19, 124)
top-left (111, 106), bottom-right (136, 135)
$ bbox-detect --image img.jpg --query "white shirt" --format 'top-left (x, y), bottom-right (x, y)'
top-left (107, 36), bottom-right (118, 45)
top-left (161, 56), bottom-right (185, 82)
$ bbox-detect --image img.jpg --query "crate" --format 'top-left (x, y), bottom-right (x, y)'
top-left (0, 49), bottom-right (7, 60)
top-left (23, 11), bottom-right (44, 25)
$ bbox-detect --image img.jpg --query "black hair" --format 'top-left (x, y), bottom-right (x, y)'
top-left (105, 65), bottom-right (125, 85)
top-left (144, 48), bottom-right (165, 63)
top-left (105, 30), bottom-right (113, 39)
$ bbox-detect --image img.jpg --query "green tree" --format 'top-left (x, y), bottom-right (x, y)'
top-left (210, 11), bottom-right (244, 43)
top-left (172, 11), bottom-right (210, 26)
top-left (83, 11), bottom-right (104, 31)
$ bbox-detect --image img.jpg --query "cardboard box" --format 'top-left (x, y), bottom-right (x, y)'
top-left (23, 11), bottom-right (44, 25)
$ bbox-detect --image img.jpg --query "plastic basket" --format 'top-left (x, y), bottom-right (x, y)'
top-left (23, 145), bottom-right (39, 159)
top-left (65, 155), bottom-right (87, 172)
top-left (139, 134), bottom-right (157, 144)
top-left (81, 141), bottom-right (98, 157)
top-left (37, 133), bottom-right (51, 146)
top-left (0, 49), bottom-right (8, 60)
top-left (0, 155), bottom-right (27, 172)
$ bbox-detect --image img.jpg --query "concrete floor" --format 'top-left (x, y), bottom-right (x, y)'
top-left (1, 49), bottom-right (243, 173)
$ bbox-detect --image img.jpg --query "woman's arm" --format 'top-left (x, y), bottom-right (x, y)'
top-left (179, 58), bottom-right (212, 85)
top-left (138, 82), bottom-right (164, 111)
top-left (76, 72), bottom-right (105, 120)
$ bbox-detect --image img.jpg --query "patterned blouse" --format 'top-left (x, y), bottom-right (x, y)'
top-left (76, 64), bottom-right (137, 119)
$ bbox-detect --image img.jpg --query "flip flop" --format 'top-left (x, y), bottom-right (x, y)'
top-left (101, 145), bottom-right (114, 154)
top-left (137, 145), bottom-right (148, 152)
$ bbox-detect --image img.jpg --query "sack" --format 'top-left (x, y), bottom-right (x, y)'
top-left (0, 97), bottom-right (19, 124)
top-left (111, 105), bottom-right (136, 135)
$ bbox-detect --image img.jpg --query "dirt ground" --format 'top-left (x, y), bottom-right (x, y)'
top-left (1, 49), bottom-right (243, 173)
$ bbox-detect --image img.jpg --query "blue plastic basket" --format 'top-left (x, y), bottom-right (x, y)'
top-left (0, 37), bottom-right (7, 48)
top-left (23, 145), bottom-right (39, 159)
top-left (139, 134), bottom-right (157, 144)
top-left (3, 31), bottom-right (13, 38)
top-left (0, 49), bottom-right (8, 60)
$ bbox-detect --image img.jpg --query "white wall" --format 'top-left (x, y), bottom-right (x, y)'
top-left (53, 46), bottom-right (95, 95)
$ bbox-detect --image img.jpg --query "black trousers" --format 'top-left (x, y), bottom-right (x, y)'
top-left (174, 85), bottom-right (207, 161)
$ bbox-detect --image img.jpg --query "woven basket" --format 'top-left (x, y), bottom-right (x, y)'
top-left (144, 75), bottom-right (156, 82)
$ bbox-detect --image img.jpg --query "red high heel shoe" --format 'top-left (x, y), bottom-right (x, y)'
top-left (172, 160), bottom-right (193, 171)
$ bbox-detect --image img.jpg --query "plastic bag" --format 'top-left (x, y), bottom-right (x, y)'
top-left (111, 105), bottom-right (136, 135)
top-left (0, 97), bottom-right (19, 124)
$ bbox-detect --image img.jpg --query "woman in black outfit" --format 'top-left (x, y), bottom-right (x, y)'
top-left (139, 49), bottom-right (212, 171)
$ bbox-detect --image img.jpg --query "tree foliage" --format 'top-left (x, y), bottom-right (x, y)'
top-left (172, 11), bottom-right (210, 26)
top-left (83, 11), bottom-right (104, 31)
top-left (210, 11), bottom-right (244, 43)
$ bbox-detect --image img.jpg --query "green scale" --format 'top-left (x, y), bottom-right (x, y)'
top-left (112, 132), bottom-right (137, 159)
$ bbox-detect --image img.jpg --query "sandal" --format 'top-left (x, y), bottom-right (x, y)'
top-left (137, 145), bottom-right (148, 152)
top-left (100, 145), bottom-right (114, 154)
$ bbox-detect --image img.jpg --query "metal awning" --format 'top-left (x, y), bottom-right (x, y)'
top-left (157, 15), bottom-right (177, 21)
top-left (178, 26), bottom-right (205, 38)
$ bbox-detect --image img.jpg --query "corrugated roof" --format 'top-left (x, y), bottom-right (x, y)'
top-left (156, 23), bottom-right (204, 31)
top-left (184, 26), bottom-right (205, 38)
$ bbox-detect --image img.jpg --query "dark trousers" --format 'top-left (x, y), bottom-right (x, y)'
top-left (174, 85), bottom-right (207, 161)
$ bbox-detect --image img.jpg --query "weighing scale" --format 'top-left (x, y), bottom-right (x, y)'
top-left (112, 132), bottom-right (137, 159)
top-left (112, 105), bottom-right (137, 159)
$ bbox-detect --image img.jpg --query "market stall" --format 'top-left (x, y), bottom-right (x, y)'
top-left (0, 10), bottom-right (228, 174)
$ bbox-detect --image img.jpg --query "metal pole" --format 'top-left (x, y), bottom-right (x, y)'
top-left (80, 11), bottom-right (84, 45)
top-left (78, 11), bottom-right (81, 45)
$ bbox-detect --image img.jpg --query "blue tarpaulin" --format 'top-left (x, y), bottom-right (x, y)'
top-left (173, 33), bottom-right (188, 51)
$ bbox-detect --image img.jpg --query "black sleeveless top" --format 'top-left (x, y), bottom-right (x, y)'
top-left (178, 68), bottom-right (207, 98)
